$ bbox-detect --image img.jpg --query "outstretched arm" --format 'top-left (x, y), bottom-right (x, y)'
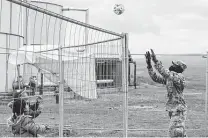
top-left (145, 51), bottom-right (166, 85)
top-left (148, 67), bottom-right (166, 85)
top-left (154, 60), bottom-right (171, 79)
top-left (150, 49), bottom-right (185, 85)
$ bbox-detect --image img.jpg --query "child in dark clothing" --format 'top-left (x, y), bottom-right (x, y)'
top-left (8, 89), bottom-right (43, 119)
top-left (7, 99), bottom-right (49, 137)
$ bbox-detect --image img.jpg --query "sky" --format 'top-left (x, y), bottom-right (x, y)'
top-left (46, 0), bottom-right (208, 55)
top-left (9, 0), bottom-right (208, 54)
top-left (0, 0), bottom-right (207, 90)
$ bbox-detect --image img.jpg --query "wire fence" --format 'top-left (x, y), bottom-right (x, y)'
top-left (0, 0), bottom-right (207, 137)
top-left (0, 0), bottom-right (128, 137)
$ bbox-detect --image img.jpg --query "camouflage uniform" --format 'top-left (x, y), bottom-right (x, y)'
top-left (28, 76), bottom-right (37, 95)
top-left (8, 114), bottom-right (47, 137)
top-left (148, 60), bottom-right (187, 137)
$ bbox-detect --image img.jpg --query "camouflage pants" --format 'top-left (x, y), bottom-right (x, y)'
top-left (168, 110), bottom-right (187, 137)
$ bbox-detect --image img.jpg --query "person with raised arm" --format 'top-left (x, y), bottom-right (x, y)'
top-left (145, 49), bottom-right (187, 137)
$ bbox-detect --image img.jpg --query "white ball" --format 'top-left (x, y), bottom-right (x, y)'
top-left (113, 4), bottom-right (125, 15)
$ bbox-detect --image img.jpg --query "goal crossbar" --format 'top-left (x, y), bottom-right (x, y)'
top-left (6, 0), bottom-right (123, 38)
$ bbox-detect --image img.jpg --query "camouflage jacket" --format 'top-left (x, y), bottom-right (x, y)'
top-left (148, 60), bottom-right (187, 112)
top-left (10, 115), bottom-right (46, 137)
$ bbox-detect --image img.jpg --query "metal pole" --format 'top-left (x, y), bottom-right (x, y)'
top-left (58, 46), bottom-right (64, 137)
top-left (206, 51), bottom-right (208, 125)
top-left (134, 62), bottom-right (137, 89)
top-left (128, 62), bottom-right (130, 86)
top-left (122, 33), bottom-right (126, 137)
top-left (23, 0), bottom-right (30, 80)
top-left (5, 35), bottom-right (8, 92)
top-left (62, 8), bottom-right (88, 12)
top-left (36, 37), bottom-right (121, 53)
top-left (59, 5), bottom-right (64, 136)
top-left (6, 3), bottom-right (13, 92)
top-left (20, 1), bottom-right (24, 83)
top-left (24, 0), bottom-right (27, 78)
top-left (7, 0), bottom-right (123, 37)
top-left (122, 33), bottom-right (128, 137)
top-left (27, 0), bottom-right (31, 78)
top-left (21, 3), bottom-right (24, 39)
top-left (40, 73), bottom-right (43, 95)
top-left (17, 65), bottom-right (20, 89)
top-left (125, 34), bottom-right (129, 137)
top-left (85, 9), bottom-right (89, 48)
top-left (130, 53), bottom-right (204, 56)
top-left (27, 0), bottom-right (32, 47)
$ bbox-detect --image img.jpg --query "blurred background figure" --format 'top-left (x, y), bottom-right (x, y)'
top-left (12, 76), bottom-right (25, 91)
top-left (28, 76), bottom-right (37, 96)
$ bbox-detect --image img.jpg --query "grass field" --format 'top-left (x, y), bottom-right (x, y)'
top-left (0, 55), bottom-right (208, 137)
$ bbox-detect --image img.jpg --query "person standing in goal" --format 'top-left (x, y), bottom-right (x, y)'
top-left (145, 49), bottom-right (187, 137)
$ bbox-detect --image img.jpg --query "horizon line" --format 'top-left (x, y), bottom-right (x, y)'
top-left (131, 53), bottom-right (206, 56)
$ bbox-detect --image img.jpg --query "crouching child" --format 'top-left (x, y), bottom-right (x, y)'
top-left (7, 98), bottom-right (49, 137)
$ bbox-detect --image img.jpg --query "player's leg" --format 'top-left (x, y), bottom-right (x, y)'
top-left (168, 110), bottom-right (187, 137)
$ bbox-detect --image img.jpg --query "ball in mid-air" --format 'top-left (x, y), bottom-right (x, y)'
top-left (113, 4), bottom-right (125, 15)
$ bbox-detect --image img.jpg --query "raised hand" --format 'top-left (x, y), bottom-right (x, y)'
top-left (145, 51), bottom-right (152, 69)
top-left (150, 49), bottom-right (158, 63)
